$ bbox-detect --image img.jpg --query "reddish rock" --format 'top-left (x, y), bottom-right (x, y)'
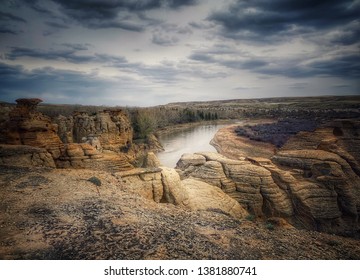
top-left (0, 98), bottom-right (63, 155)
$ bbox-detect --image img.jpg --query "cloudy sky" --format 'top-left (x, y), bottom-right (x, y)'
top-left (0, 0), bottom-right (359, 106)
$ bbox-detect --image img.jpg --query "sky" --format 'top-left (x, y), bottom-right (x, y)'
top-left (0, 0), bottom-right (359, 106)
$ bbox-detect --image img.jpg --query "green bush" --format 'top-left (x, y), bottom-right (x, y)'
top-left (245, 214), bottom-right (255, 222)
top-left (265, 222), bottom-right (275, 231)
top-left (87, 176), bottom-right (101, 187)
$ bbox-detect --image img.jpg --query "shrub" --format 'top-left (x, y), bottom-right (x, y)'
top-left (245, 214), bottom-right (255, 222)
top-left (87, 176), bottom-right (101, 187)
top-left (265, 222), bottom-right (275, 231)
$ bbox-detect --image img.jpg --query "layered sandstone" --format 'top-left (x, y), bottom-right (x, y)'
top-left (0, 99), bottom-right (134, 172)
top-left (0, 98), bottom-right (63, 158)
top-left (55, 109), bottom-right (133, 153)
top-left (0, 144), bottom-right (55, 168)
top-left (116, 161), bottom-right (247, 219)
top-left (177, 119), bottom-right (360, 234)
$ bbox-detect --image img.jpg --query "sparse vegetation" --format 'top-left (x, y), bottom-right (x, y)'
top-left (131, 109), bottom-right (157, 140)
top-left (235, 118), bottom-right (319, 147)
top-left (245, 214), bottom-right (256, 222)
top-left (265, 222), bottom-right (275, 231)
top-left (87, 176), bottom-right (101, 187)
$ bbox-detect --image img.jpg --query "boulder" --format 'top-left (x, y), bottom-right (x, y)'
top-left (161, 167), bottom-right (189, 206)
top-left (181, 178), bottom-right (248, 219)
top-left (176, 153), bottom-right (206, 169)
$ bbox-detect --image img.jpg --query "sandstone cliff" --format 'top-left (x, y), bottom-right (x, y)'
top-left (190, 120), bottom-right (360, 234)
top-left (55, 109), bottom-right (133, 153)
top-left (0, 98), bottom-right (63, 158)
top-left (0, 99), bottom-right (134, 171)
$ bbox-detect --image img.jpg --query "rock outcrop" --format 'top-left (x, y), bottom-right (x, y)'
top-left (55, 109), bottom-right (133, 153)
top-left (177, 152), bottom-right (293, 218)
top-left (116, 164), bottom-right (247, 219)
top-left (194, 119), bottom-right (360, 234)
top-left (0, 144), bottom-right (56, 168)
top-left (0, 99), bottom-right (134, 172)
top-left (0, 98), bottom-right (63, 158)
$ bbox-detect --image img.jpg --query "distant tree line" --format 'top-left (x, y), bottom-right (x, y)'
top-left (128, 107), bottom-right (219, 140)
top-left (182, 109), bottom-right (218, 123)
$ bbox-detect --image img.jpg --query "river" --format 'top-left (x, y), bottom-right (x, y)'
top-left (156, 123), bottom-right (228, 168)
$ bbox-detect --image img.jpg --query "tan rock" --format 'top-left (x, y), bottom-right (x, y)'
top-left (161, 167), bottom-right (189, 206)
top-left (0, 144), bottom-right (56, 168)
top-left (143, 152), bottom-right (161, 168)
top-left (55, 109), bottom-right (133, 153)
top-left (176, 153), bottom-right (206, 169)
top-left (181, 178), bottom-right (248, 219)
top-left (0, 98), bottom-right (63, 156)
top-left (66, 144), bottom-right (85, 157)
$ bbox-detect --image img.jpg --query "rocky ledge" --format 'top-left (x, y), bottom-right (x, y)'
top-left (202, 119), bottom-right (360, 235)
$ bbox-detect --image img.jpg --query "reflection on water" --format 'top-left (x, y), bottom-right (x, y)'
top-left (156, 124), bottom-right (226, 168)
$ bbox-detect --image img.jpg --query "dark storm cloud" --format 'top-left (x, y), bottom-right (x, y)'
top-left (189, 48), bottom-right (360, 79)
top-left (0, 62), bottom-right (124, 103)
top-left (0, 11), bottom-right (26, 23)
top-left (51, 0), bottom-right (197, 31)
top-left (208, 0), bottom-right (360, 43)
top-left (188, 21), bottom-right (214, 30)
top-left (258, 54), bottom-right (360, 79)
top-left (151, 23), bottom-right (192, 46)
top-left (329, 23), bottom-right (360, 46)
top-left (22, 0), bottom-right (54, 14)
top-left (45, 21), bottom-right (70, 29)
top-left (0, 11), bottom-right (26, 34)
top-left (189, 53), bottom-right (215, 63)
top-left (0, 27), bottom-right (20, 35)
top-left (7, 46), bottom-right (128, 65)
top-left (307, 54), bottom-right (360, 78)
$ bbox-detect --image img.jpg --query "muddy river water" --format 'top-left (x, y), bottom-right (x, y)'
top-left (156, 123), bottom-right (229, 168)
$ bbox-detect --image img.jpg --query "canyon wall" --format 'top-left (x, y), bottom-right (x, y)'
top-left (0, 99), bottom-right (134, 171)
top-left (55, 109), bottom-right (133, 153)
top-left (183, 120), bottom-right (360, 234)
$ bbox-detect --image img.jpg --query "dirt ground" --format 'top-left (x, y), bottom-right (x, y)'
top-left (1, 165), bottom-right (360, 260)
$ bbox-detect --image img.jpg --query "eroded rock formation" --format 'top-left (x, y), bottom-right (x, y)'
top-left (0, 99), bottom-right (134, 171)
top-left (181, 120), bottom-right (360, 234)
top-left (0, 98), bottom-right (63, 158)
top-left (0, 144), bottom-right (56, 168)
top-left (55, 109), bottom-right (133, 153)
top-left (116, 163), bottom-right (247, 219)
